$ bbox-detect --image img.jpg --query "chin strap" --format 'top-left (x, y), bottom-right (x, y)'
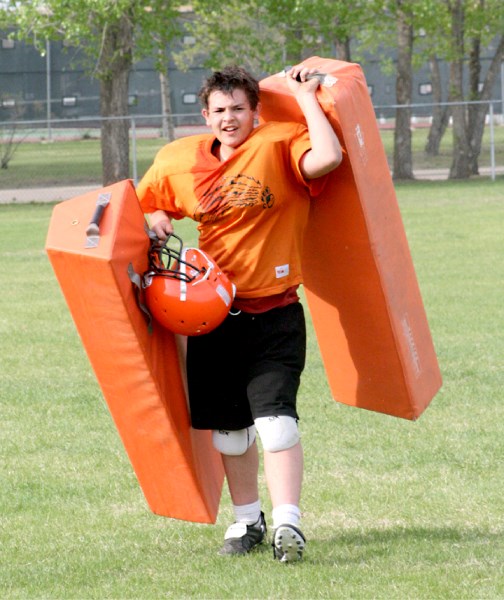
top-left (126, 223), bottom-right (158, 334)
top-left (128, 262), bottom-right (153, 334)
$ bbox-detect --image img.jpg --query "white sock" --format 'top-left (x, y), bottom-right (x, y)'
top-left (272, 504), bottom-right (301, 528)
top-left (233, 500), bottom-right (262, 525)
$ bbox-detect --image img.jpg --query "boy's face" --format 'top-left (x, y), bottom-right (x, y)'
top-left (202, 88), bottom-right (260, 158)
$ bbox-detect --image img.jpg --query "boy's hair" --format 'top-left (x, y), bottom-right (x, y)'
top-left (198, 66), bottom-right (260, 110)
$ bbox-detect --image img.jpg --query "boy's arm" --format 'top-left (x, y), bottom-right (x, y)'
top-left (285, 64), bottom-right (343, 179)
top-left (137, 171), bottom-right (174, 240)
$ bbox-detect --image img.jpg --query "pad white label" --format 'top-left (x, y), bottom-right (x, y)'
top-left (355, 123), bottom-right (368, 165)
top-left (401, 314), bottom-right (422, 377)
top-left (275, 264), bottom-right (290, 279)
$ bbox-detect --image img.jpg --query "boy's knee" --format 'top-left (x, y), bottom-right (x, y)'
top-left (212, 426), bottom-right (256, 456)
top-left (254, 415), bottom-right (300, 453)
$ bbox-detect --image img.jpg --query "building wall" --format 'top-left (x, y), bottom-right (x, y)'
top-left (1, 32), bottom-right (502, 124)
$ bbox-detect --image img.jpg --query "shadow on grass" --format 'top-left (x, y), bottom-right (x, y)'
top-left (305, 525), bottom-right (504, 566)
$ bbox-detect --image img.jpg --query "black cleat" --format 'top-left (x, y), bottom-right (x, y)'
top-left (218, 512), bottom-right (267, 556)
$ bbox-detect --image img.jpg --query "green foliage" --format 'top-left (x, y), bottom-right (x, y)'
top-left (173, 0), bottom-right (372, 74)
top-left (173, 0), bottom-right (288, 73)
top-left (1, 0), bottom-right (184, 74)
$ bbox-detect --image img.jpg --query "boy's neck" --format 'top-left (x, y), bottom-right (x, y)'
top-left (212, 138), bottom-right (234, 162)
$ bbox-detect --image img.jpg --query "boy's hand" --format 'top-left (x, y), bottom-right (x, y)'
top-left (285, 64), bottom-right (321, 95)
top-left (151, 220), bottom-right (173, 241)
top-left (149, 209), bottom-right (173, 241)
top-left (282, 64), bottom-right (343, 179)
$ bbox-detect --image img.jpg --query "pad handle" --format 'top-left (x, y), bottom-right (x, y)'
top-left (86, 193), bottom-right (111, 237)
top-left (284, 66), bottom-right (327, 83)
top-left (283, 67), bottom-right (336, 87)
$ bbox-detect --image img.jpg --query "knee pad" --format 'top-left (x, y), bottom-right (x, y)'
top-left (254, 415), bottom-right (300, 453)
top-left (212, 426), bottom-right (256, 456)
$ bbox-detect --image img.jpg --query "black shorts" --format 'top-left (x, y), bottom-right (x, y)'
top-left (186, 302), bottom-right (306, 431)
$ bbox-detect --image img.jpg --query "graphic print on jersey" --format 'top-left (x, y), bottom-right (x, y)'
top-left (194, 174), bottom-right (275, 224)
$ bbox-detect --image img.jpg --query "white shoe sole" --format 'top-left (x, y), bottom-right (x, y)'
top-left (273, 524), bottom-right (306, 562)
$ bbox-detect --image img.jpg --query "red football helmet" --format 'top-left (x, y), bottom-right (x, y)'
top-left (143, 233), bottom-right (236, 336)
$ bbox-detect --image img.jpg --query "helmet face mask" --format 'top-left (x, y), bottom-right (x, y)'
top-left (146, 233), bottom-right (201, 284)
top-left (143, 233), bottom-right (235, 336)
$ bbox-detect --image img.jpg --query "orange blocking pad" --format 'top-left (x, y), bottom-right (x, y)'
top-left (260, 58), bottom-right (442, 420)
top-left (46, 180), bottom-right (224, 522)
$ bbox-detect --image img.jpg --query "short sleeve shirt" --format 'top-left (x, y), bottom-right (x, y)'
top-left (137, 121), bottom-right (324, 298)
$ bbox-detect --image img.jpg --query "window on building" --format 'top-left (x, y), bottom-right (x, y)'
top-left (419, 83), bottom-right (432, 96)
top-left (2, 38), bottom-right (15, 49)
top-left (62, 96), bottom-right (77, 107)
top-left (182, 93), bottom-right (197, 104)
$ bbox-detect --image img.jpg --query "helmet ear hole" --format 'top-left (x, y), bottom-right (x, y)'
top-left (144, 235), bottom-right (236, 336)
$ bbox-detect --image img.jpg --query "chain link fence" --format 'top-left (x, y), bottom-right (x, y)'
top-left (1, 100), bottom-right (503, 202)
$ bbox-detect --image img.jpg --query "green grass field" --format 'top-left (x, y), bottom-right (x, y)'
top-left (1, 123), bottom-right (503, 189)
top-left (1, 178), bottom-right (503, 599)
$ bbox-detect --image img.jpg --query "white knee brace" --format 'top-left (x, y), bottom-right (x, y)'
top-left (212, 426), bottom-right (256, 456)
top-left (254, 415), bottom-right (300, 453)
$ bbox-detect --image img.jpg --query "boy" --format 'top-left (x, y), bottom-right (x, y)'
top-left (136, 63), bottom-right (342, 562)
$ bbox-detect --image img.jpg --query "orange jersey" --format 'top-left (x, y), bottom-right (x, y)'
top-left (137, 121), bottom-right (325, 298)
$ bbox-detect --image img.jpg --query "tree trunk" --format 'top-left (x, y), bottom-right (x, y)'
top-left (425, 54), bottom-right (449, 156)
top-left (160, 67), bottom-right (176, 142)
top-left (334, 36), bottom-right (351, 62)
top-left (448, 0), bottom-right (471, 179)
top-left (467, 35), bottom-right (481, 174)
top-left (393, 2), bottom-right (414, 180)
top-left (467, 34), bottom-right (504, 175)
top-left (98, 16), bottom-right (133, 186)
top-left (0, 123), bottom-right (23, 169)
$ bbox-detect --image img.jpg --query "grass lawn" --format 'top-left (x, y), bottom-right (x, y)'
top-left (0, 123), bottom-right (503, 189)
top-left (0, 137), bottom-right (168, 188)
top-left (0, 178), bottom-right (503, 598)
top-left (379, 123), bottom-right (504, 172)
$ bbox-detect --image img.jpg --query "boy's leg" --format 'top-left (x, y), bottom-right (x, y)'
top-left (219, 442), bottom-right (267, 556)
top-left (263, 440), bottom-right (303, 508)
top-left (264, 441), bottom-right (306, 563)
top-left (221, 441), bottom-right (260, 505)
top-left (245, 303), bottom-right (307, 562)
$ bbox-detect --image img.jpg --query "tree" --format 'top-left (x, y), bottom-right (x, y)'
top-left (172, 0), bottom-right (295, 74)
top-left (96, 10), bottom-right (134, 184)
top-left (298, 0), bottom-right (370, 63)
top-left (159, 62), bottom-right (176, 141)
top-left (415, 3), bottom-right (452, 156)
top-left (357, 0), bottom-right (420, 180)
top-left (173, 1), bottom-right (369, 75)
top-left (0, 92), bottom-right (28, 169)
top-left (0, 120), bottom-right (26, 170)
top-left (428, 0), bottom-right (504, 178)
top-left (465, 2), bottom-right (504, 175)
top-left (443, 0), bottom-right (504, 178)
top-left (2, 0), bottom-right (183, 185)
top-left (424, 53), bottom-right (450, 156)
top-left (446, 0), bottom-right (473, 178)
top-left (393, 1), bottom-right (415, 179)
